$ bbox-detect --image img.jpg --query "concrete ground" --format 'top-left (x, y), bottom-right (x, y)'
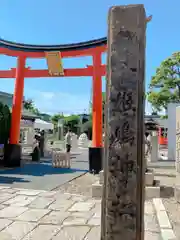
top-left (0, 185), bottom-right (167, 240)
top-left (0, 149), bottom-right (89, 191)
top-left (0, 147), bottom-right (178, 239)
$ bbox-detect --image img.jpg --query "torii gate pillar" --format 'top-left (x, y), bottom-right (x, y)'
top-left (6, 56), bottom-right (26, 167)
top-left (89, 51), bottom-right (103, 174)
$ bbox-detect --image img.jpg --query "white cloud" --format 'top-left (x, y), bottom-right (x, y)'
top-left (25, 89), bottom-right (90, 115)
top-left (40, 92), bottom-right (55, 100)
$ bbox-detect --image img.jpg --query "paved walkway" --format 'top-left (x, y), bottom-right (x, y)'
top-left (0, 149), bottom-right (88, 191)
top-left (0, 185), bottom-right (176, 239)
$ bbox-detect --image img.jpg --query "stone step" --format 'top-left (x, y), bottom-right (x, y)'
top-left (99, 170), bottom-right (155, 186)
top-left (92, 180), bottom-right (160, 200)
top-left (175, 186), bottom-right (180, 203)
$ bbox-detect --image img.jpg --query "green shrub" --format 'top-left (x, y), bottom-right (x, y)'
top-left (0, 103), bottom-right (11, 144)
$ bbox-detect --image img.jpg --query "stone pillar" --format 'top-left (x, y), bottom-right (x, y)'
top-left (101, 5), bottom-right (146, 240)
top-left (57, 119), bottom-right (64, 141)
top-left (150, 132), bottom-right (159, 162)
top-left (175, 106), bottom-right (180, 202)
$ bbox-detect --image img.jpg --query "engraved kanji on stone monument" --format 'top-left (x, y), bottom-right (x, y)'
top-left (101, 5), bottom-right (146, 240)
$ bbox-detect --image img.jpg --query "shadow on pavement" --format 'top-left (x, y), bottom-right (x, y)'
top-left (0, 176), bottom-right (30, 184)
top-left (160, 186), bottom-right (174, 198)
top-left (0, 162), bottom-right (88, 177)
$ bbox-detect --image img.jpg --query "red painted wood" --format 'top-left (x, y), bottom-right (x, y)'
top-left (10, 56), bottom-right (26, 144)
top-left (0, 65), bottom-right (106, 78)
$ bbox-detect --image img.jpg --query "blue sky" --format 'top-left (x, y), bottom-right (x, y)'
top-left (0, 0), bottom-right (179, 115)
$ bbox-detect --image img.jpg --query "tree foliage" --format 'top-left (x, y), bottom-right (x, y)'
top-left (51, 114), bottom-right (80, 133)
top-left (64, 115), bottom-right (80, 130)
top-left (0, 102), bottom-right (11, 144)
top-left (23, 99), bottom-right (40, 115)
top-left (147, 52), bottom-right (180, 112)
top-left (51, 114), bottom-right (64, 124)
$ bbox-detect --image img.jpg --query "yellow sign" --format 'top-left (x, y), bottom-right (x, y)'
top-left (46, 51), bottom-right (64, 76)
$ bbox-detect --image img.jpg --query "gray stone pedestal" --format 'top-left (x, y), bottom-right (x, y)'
top-left (150, 134), bottom-right (159, 162)
top-left (92, 169), bottom-right (160, 199)
top-left (175, 170), bottom-right (180, 203)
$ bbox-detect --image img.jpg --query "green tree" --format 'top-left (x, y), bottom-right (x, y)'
top-left (0, 103), bottom-right (11, 144)
top-left (51, 114), bottom-right (64, 124)
top-left (23, 99), bottom-right (40, 116)
top-left (147, 52), bottom-right (180, 112)
top-left (39, 113), bottom-right (51, 122)
top-left (64, 115), bottom-right (80, 133)
top-left (23, 99), bottom-right (34, 111)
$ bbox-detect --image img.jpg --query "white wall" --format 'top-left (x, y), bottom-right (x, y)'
top-left (168, 103), bottom-right (180, 160)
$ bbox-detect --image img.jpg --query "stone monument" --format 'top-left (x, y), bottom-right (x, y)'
top-left (150, 131), bottom-right (159, 162)
top-left (101, 5), bottom-right (146, 240)
top-left (57, 119), bottom-right (64, 141)
top-left (71, 134), bottom-right (78, 151)
top-left (78, 133), bottom-right (89, 148)
top-left (175, 106), bottom-right (180, 202)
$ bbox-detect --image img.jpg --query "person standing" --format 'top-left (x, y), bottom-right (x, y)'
top-left (65, 129), bottom-right (72, 168)
top-left (32, 134), bottom-right (40, 161)
top-left (65, 129), bottom-right (72, 153)
top-left (39, 130), bottom-right (45, 157)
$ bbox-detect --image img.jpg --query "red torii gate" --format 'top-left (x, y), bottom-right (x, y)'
top-left (0, 38), bottom-right (107, 167)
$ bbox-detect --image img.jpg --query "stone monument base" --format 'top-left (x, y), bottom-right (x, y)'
top-left (88, 147), bottom-right (103, 174)
top-left (92, 170), bottom-right (160, 199)
top-left (175, 174), bottom-right (180, 203)
top-left (175, 187), bottom-right (180, 203)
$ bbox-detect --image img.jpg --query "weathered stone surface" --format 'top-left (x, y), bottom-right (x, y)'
top-left (48, 199), bottom-right (74, 211)
top-left (144, 214), bottom-right (160, 233)
top-left (145, 171), bottom-right (154, 186)
top-left (92, 181), bottom-right (102, 198)
top-left (0, 186), bottom-right (10, 190)
top-left (0, 206), bottom-right (28, 218)
top-left (100, 170), bottom-right (154, 186)
top-left (102, 4), bottom-right (146, 240)
top-left (156, 210), bottom-right (172, 229)
top-left (0, 205), bottom-right (6, 211)
top-left (39, 191), bottom-right (57, 198)
top-left (0, 221), bottom-right (37, 240)
top-left (63, 216), bottom-right (87, 226)
top-left (153, 198), bottom-right (166, 211)
top-left (144, 201), bottom-right (155, 215)
top-left (17, 189), bottom-right (42, 196)
top-left (70, 195), bottom-right (88, 202)
top-left (0, 219), bottom-right (12, 231)
top-left (16, 208), bottom-right (51, 222)
top-left (85, 226), bottom-right (101, 239)
top-left (88, 215), bottom-right (101, 226)
top-left (51, 226), bottom-right (90, 240)
top-left (22, 224), bottom-right (60, 240)
top-left (0, 186), bottom-right (164, 239)
top-left (146, 184), bottom-right (160, 199)
top-left (70, 211), bottom-right (94, 219)
top-left (5, 195), bottom-right (36, 207)
top-left (53, 192), bottom-right (71, 200)
top-left (0, 193), bottom-right (16, 204)
top-left (175, 186), bottom-right (180, 203)
top-left (160, 229), bottom-right (176, 240)
top-left (144, 231), bottom-right (161, 240)
top-left (68, 202), bottom-right (94, 212)
top-left (0, 188), bottom-right (19, 194)
top-left (91, 204), bottom-right (101, 220)
top-left (176, 106), bottom-right (180, 203)
top-left (28, 197), bottom-right (54, 209)
top-left (40, 211), bottom-right (70, 225)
